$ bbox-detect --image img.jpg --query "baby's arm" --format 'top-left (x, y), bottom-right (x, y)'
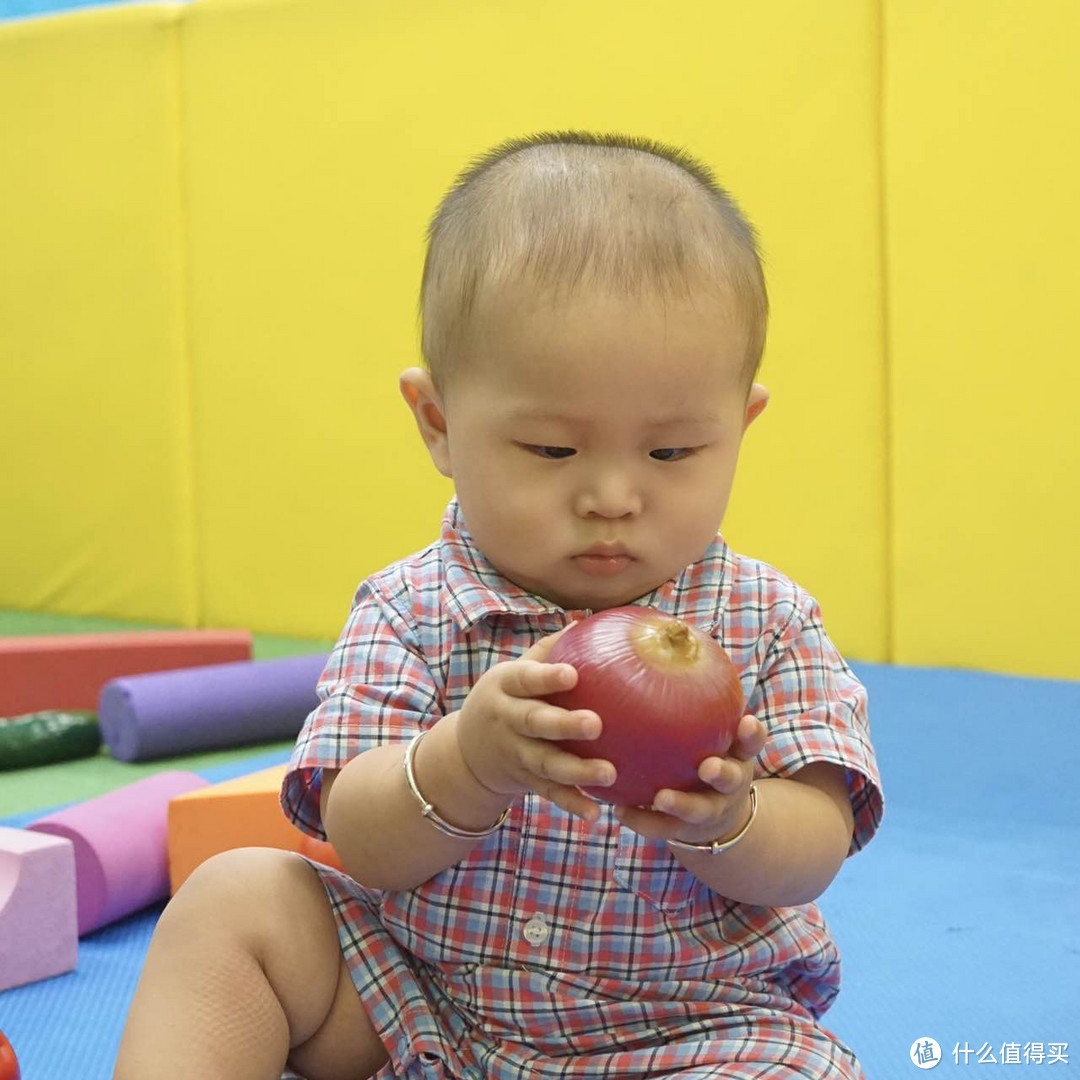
top-left (320, 628), bottom-right (612, 891)
top-left (617, 587), bottom-right (880, 908)
top-left (617, 735), bottom-right (854, 906)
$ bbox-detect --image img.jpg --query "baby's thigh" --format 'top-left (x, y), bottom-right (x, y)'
top-left (169, 847), bottom-right (386, 1077)
top-left (286, 948), bottom-right (389, 1080)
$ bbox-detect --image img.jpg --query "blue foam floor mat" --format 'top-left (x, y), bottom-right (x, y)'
top-left (1, 664), bottom-right (1078, 1078)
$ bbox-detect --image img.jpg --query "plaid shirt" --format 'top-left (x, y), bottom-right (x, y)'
top-left (282, 499), bottom-right (883, 1079)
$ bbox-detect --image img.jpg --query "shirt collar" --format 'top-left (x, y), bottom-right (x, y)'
top-left (439, 498), bottom-right (734, 634)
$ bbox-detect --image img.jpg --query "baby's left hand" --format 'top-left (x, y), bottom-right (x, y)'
top-left (612, 714), bottom-right (767, 846)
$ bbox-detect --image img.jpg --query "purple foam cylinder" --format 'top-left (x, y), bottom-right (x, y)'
top-left (28, 771), bottom-right (208, 935)
top-left (98, 654), bottom-right (328, 762)
top-left (98, 652), bottom-right (326, 764)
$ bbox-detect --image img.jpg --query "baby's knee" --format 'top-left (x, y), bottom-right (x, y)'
top-left (153, 847), bottom-right (351, 1048)
top-left (157, 847), bottom-right (308, 948)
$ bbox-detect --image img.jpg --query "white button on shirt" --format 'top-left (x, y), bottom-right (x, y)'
top-left (523, 914), bottom-right (550, 946)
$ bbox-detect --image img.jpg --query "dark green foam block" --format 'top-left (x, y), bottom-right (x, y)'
top-left (0, 609), bottom-right (334, 817)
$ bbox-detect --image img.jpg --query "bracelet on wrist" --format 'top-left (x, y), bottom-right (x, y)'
top-left (666, 783), bottom-right (759, 855)
top-left (403, 730), bottom-right (510, 840)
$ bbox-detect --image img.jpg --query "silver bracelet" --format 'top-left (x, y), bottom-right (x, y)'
top-left (403, 731), bottom-right (510, 840)
top-left (666, 783), bottom-right (759, 855)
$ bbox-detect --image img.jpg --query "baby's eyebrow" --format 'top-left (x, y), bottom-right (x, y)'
top-left (504, 407), bottom-right (572, 423)
top-left (505, 407), bottom-right (720, 429)
top-left (643, 413), bottom-right (721, 429)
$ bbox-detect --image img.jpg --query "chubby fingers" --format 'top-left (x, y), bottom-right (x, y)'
top-left (508, 739), bottom-right (615, 824)
top-left (613, 783), bottom-right (747, 843)
top-left (491, 659), bottom-right (601, 743)
top-left (518, 735), bottom-right (616, 791)
top-left (515, 699), bottom-right (602, 744)
top-left (729, 714), bottom-right (767, 760)
top-left (498, 671), bottom-right (616, 793)
top-left (612, 789), bottom-right (721, 839)
top-left (536, 781), bottom-right (608, 824)
top-left (520, 623), bottom-right (579, 663)
top-left (696, 754), bottom-right (753, 795)
top-left (500, 656), bottom-right (578, 700)
top-left (684, 715), bottom-right (762, 794)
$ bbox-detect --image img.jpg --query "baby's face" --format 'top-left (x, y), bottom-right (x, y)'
top-left (436, 285), bottom-right (767, 612)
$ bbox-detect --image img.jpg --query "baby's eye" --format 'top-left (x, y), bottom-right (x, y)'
top-left (523, 444), bottom-right (577, 459)
top-left (650, 447), bottom-right (697, 462)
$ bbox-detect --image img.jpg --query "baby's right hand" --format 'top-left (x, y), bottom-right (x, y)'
top-left (455, 628), bottom-right (616, 822)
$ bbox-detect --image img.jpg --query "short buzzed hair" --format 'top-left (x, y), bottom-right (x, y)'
top-left (417, 130), bottom-right (769, 394)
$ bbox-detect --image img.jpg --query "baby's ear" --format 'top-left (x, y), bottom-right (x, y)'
top-left (743, 383), bottom-right (770, 431)
top-left (399, 368), bottom-right (453, 478)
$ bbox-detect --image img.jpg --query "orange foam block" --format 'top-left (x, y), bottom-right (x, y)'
top-left (0, 630), bottom-right (253, 716)
top-left (167, 765), bottom-right (343, 893)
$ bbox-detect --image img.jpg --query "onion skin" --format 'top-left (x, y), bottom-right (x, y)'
top-left (544, 606), bottom-right (745, 807)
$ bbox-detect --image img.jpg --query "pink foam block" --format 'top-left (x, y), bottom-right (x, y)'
top-left (28, 771), bottom-right (209, 935)
top-left (0, 629), bottom-right (253, 715)
top-left (0, 826), bottom-right (78, 991)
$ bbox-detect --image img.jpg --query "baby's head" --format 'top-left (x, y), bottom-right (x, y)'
top-left (419, 130), bottom-right (768, 398)
top-left (401, 131), bottom-right (771, 611)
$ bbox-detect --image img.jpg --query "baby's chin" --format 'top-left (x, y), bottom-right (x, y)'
top-left (487, 550), bottom-right (675, 613)
top-left (524, 574), bottom-right (668, 615)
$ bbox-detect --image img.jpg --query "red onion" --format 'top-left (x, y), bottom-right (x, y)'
top-left (544, 606), bottom-right (745, 806)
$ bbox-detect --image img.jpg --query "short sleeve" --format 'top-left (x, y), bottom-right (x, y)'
top-left (280, 577), bottom-right (441, 839)
top-left (747, 595), bottom-right (884, 855)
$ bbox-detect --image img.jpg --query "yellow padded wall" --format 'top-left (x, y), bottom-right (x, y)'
top-left (886, 2), bottom-right (1080, 679)
top-left (0, 5), bottom-right (197, 626)
top-left (183, 0), bottom-right (888, 654)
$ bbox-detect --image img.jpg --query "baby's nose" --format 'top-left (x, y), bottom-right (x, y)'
top-left (575, 472), bottom-right (643, 518)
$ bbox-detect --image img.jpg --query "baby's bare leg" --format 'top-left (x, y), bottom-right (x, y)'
top-left (114, 847), bottom-right (388, 1080)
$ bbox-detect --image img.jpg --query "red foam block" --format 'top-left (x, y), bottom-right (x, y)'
top-left (0, 630), bottom-right (253, 715)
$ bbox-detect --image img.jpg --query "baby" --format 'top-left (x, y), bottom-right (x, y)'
top-left (115, 131), bottom-right (883, 1080)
